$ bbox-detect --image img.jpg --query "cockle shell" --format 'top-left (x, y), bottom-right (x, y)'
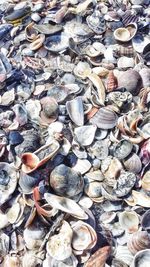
top-left (90, 107), bottom-right (118, 129)
top-left (119, 211), bottom-right (139, 233)
top-left (84, 246), bottom-right (111, 267)
top-left (118, 70), bottom-right (142, 96)
top-left (44, 193), bottom-right (88, 220)
top-left (21, 141), bottom-right (59, 174)
top-left (50, 164), bottom-right (84, 198)
top-left (74, 125), bottom-right (97, 146)
top-left (141, 171), bottom-right (150, 191)
top-left (72, 220), bottom-right (97, 253)
top-left (46, 221), bottom-right (73, 261)
top-left (130, 249), bottom-right (150, 267)
top-left (123, 153), bottom-right (142, 174)
top-left (127, 231), bottom-right (150, 255)
top-left (66, 96), bottom-right (84, 126)
top-left (107, 70), bottom-right (118, 92)
top-left (114, 171), bottom-right (136, 197)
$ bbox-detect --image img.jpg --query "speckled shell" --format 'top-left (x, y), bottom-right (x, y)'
top-left (107, 71), bottom-right (118, 92)
top-left (114, 171), bottom-right (136, 197)
top-left (127, 231), bottom-right (150, 255)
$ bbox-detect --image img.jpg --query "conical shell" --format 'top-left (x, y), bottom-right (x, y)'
top-left (127, 231), bottom-right (150, 255)
top-left (107, 71), bottom-right (118, 92)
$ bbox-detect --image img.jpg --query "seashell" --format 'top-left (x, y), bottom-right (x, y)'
top-left (29, 34), bottom-right (45, 51)
top-left (43, 253), bottom-right (78, 267)
top-left (84, 246), bottom-right (111, 267)
top-left (0, 24), bottom-right (12, 39)
top-left (112, 258), bottom-right (129, 267)
top-left (107, 70), bottom-right (118, 92)
top-left (24, 225), bottom-right (46, 250)
top-left (141, 171), bottom-right (150, 191)
top-left (72, 159), bottom-right (91, 175)
top-left (122, 11), bottom-right (138, 26)
top-left (101, 200), bottom-right (122, 212)
top-left (66, 96), bottom-right (84, 126)
top-left (127, 231), bottom-right (150, 255)
top-left (100, 211), bottom-right (116, 224)
top-left (44, 193), bottom-right (88, 220)
top-left (13, 104), bottom-right (28, 126)
top-left (21, 141), bottom-right (60, 174)
top-left (31, 13), bottom-right (41, 22)
top-left (74, 125), bottom-right (96, 146)
top-left (90, 107), bottom-right (118, 129)
top-left (44, 33), bottom-right (69, 52)
top-left (4, 6), bottom-right (31, 22)
top-left (88, 140), bottom-right (109, 160)
top-left (92, 67), bottom-right (109, 77)
top-left (87, 73), bottom-right (106, 106)
top-left (95, 128), bottom-right (108, 140)
top-left (115, 245), bottom-right (134, 266)
top-left (132, 34), bottom-right (150, 53)
top-left (118, 70), bottom-right (142, 95)
top-left (113, 140), bottom-right (133, 160)
top-left (85, 42), bottom-right (106, 57)
top-left (19, 170), bottom-right (41, 194)
top-left (7, 202), bottom-right (20, 224)
top-left (0, 211), bottom-right (9, 229)
top-left (127, 190), bottom-right (150, 208)
top-left (84, 181), bottom-right (103, 199)
top-left (86, 10), bottom-right (106, 34)
top-left (0, 89), bottom-right (15, 106)
top-left (85, 170), bottom-right (104, 182)
top-left (47, 85), bottom-right (68, 103)
top-left (139, 68), bottom-right (150, 88)
top-left (139, 139), bottom-right (150, 165)
top-left (130, 249), bottom-right (150, 267)
top-left (117, 56), bottom-right (135, 69)
top-left (0, 52), bottom-right (12, 74)
top-left (25, 22), bottom-right (39, 42)
top-left (114, 45), bottom-right (135, 57)
top-left (33, 24), bottom-right (62, 35)
top-left (40, 97), bottom-right (58, 124)
top-left (22, 251), bottom-right (43, 267)
top-left (72, 220), bottom-right (97, 253)
top-left (78, 196), bottom-right (93, 209)
top-left (114, 171), bottom-right (136, 197)
top-left (0, 162), bottom-right (18, 206)
top-left (123, 153), bottom-right (142, 174)
top-left (73, 62), bottom-right (91, 79)
top-left (114, 23), bottom-right (137, 42)
top-left (46, 221), bottom-right (73, 261)
top-left (50, 164), bottom-right (84, 198)
top-left (3, 254), bottom-right (21, 267)
top-left (119, 211), bottom-right (139, 233)
top-left (102, 157), bottom-right (123, 181)
top-left (141, 210), bottom-right (150, 230)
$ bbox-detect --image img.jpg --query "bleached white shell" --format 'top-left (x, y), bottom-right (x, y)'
top-left (74, 125), bottom-right (97, 146)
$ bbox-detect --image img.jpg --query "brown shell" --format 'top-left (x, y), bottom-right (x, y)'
top-left (107, 71), bottom-right (118, 92)
top-left (127, 231), bottom-right (150, 255)
top-left (116, 46), bottom-right (135, 57)
top-left (85, 246), bottom-right (111, 267)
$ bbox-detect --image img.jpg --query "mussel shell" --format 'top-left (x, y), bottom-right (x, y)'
top-left (90, 107), bottom-right (118, 129)
top-left (50, 164), bottom-right (84, 197)
top-left (113, 140), bottom-right (133, 160)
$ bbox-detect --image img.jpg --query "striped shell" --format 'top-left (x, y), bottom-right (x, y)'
top-left (107, 71), bottom-right (118, 92)
top-left (90, 107), bottom-right (118, 129)
top-left (122, 11), bottom-right (138, 27)
top-left (127, 231), bottom-right (150, 255)
top-left (116, 46), bottom-right (135, 57)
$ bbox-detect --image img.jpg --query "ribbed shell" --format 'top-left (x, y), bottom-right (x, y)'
top-left (107, 71), bottom-right (118, 92)
top-left (90, 107), bottom-right (118, 129)
top-left (116, 46), bottom-right (135, 57)
top-left (122, 11), bottom-right (138, 26)
top-left (127, 231), bottom-right (150, 255)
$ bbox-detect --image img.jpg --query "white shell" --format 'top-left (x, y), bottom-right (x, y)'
top-left (74, 125), bottom-right (97, 146)
top-left (119, 211), bottom-right (139, 233)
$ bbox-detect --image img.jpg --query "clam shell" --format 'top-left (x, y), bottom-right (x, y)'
top-left (139, 68), bottom-right (150, 88)
top-left (141, 171), bottom-right (150, 191)
top-left (114, 24), bottom-right (137, 42)
top-left (46, 221), bottom-right (73, 261)
top-left (72, 220), bottom-right (97, 252)
top-left (72, 159), bottom-right (91, 175)
top-left (107, 70), bottom-right (118, 92)
top-left (90, 107), bottom-right (118, 129)
top-left (123, 153), bottom-right (142, 174)
top-left (113, 140), bottom-right (133, 160)
top-left (130, 249), bottom-right (150, 267)
top-left (117, 56), bottom-right (135, 69)
top-left (24, 225), bottom-right (46, 250)
top-left (74, 125), bottom-right (96, 146)
top-left (119, 211), bottom-right (139, 233)
top-left (84, 246), bottom-right (111, 267)
top-left (118, 70), bottom-right (142, 95)
top-left (84, 181), bottom-right (103, 199)
top-left (44, 193), bottom-right (88, 220)
top-left (50, 164), bottom-right (84, 198)
top-left (66, 97), bottom-right (84, 126)
top-left (44, 33), bottom-right (69, 52)
top-left (115, 245), bottom-right (134, 266)
top-left (127, 231), bottom-right (150, 255)
top-left (128, 190), bottom-right (150, 208)
top-left (114, 171), bottom-right (136, 197)
top-left (40, 97), bottom-right (58, 124)
top-left (29, 34), bottom-right (45, 51)
top-left (141, 210), bottom-right (150, 230)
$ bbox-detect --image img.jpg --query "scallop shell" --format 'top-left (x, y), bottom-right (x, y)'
top-left (21, 141), bottom-right (60, 174)
top-left (44, 193), bottom-right (88, 220)
top-left (141, 210), bottom-right (150, 230)
top-left (107, 70), bottom-right (118, 92)
top-left (74, 125), bottom-right (97, 146)
top-left (141, 171), bottom-right (150, 191)
top-left (84, 246), bottom-right (111, 267)
top-left (127, 231), bottom-right (150, 255)
top-left (72, 220), bottom-right (97, 253)
top-left (123, 153), bottom-right (142, 174)
top-left (119, 211), bottom-right (139, 233)
top-left (90, 107), bottom-right (118, 129)
top-left (46, 221), bottom-right (73, 261)
top-left (114, 171), bottom-right (136, 197)
top-left (118, 70), bottom-right (142, 96)
top-left (130, 249), bottom-right (150, 267)
top-left (50, 164), bottom-right (84, 198)
top-left (66, 96), bottom-right (84, 126)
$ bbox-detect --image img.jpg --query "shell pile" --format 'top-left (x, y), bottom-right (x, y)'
top-left (0, 0), bottom-right (149, 266)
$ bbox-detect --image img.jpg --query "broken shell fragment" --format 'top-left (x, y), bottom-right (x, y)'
top-left (74, 125), bottom-right (97, 146)
top-left (141, 171), bottom-right (150, 191)
top-left (84, 246), bottom-right (111, 267)
top-left (66, 97), bottom-right (84, 126)
top-left (113, 140), bottom-right (133, 160)
top-left (123, 153), bottom-right (142, 174)
top-left (114, 171), bottom-right (136, 197)
top-left (141, 210), bottom-right (150, 230)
